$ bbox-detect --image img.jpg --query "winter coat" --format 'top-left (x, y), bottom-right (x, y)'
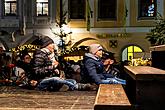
top-left (16, 60), bottom-right (33, 76)
top-left (81, 53), bottom-right (106, 84)
top-left (31, 48), bottom-right (55, 80)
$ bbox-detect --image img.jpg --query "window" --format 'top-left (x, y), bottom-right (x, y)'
top-left (69, 0), bottom-right (85, 19)
top-left (98, 0), bottom-right (116, 20)
top-left (122, 45), bottom-right (143, 61)
top-left (36, 0), bottom-right (48, 16)
top-left (138, 0), bottom-right (157, 18)
top-left (4, 0), bottom-right (17, 16)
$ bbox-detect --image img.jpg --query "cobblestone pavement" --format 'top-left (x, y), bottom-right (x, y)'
top-left (0, 86), bottom-right (97, 110)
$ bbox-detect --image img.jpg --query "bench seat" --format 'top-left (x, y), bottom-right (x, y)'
top-left (94, 84), bottom-right (131, 110)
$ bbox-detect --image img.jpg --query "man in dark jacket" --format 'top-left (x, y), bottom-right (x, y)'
top-left (30, 36), bottom-right (91, 91)
top-left (81, 44), bottom-right (126, 85)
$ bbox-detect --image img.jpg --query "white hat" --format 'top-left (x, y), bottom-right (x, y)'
top-left (89, 44), bottom-right (103, 54)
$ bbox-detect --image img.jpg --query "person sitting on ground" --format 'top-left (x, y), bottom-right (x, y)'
top-left (29, 36), bottom-right (91, 91)
top-left (15, 52), bottom-right (33, 85)
top-left (81, 43), bottom-right (126, 86)
top-left (102, 51), bottom-right (126, 85)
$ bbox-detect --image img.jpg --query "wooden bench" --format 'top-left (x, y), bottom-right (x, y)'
top-left (94, 84), bottom-right (131, 110)
top-left (124, 66), bottom-right (165, 110)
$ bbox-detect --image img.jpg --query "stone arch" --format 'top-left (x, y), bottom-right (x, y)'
top-left (71, 37), bottom-right (106, 49)
top-left (120, 44), bottom-right (145, 54)
top-left (72, 38), bottom-right (97, 47)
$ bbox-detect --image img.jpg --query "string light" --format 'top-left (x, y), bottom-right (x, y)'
top-left (9, 44), bottom-right (39, 52)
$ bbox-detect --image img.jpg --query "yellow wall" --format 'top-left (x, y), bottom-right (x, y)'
top-left (94, 0), bottom-right (125, 27)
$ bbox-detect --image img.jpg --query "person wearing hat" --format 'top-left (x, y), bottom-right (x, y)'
top-left (81, 43), bottom-right (126, 85)
top-left (102, 51), bottom-right (117, 77)
top-left (30, 36), bottom-right (92, 91)
top-left (102, 51), bottom-right (126, 85)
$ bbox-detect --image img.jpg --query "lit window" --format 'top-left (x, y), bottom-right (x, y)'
top-left (98, 0), bottom-right (116, 20)
top-left (36, 0), bottom-right (48, 16)
top-left (4, 0), bottom-right (17, 16)
top-left (139, 0), bottom-right (157, 18)
top-left (69, 0), bottom-right (85, 19)
top-left (122, 45), bottom-right (143, 61)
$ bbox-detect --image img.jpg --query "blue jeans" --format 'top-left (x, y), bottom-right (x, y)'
top-left (101, 77), bottom-right (126, 85)
top-left (37, 77), bottom-right (77, 91)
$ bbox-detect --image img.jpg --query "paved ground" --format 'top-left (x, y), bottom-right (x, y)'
top-left (0, 86), bottom-right (97, 110)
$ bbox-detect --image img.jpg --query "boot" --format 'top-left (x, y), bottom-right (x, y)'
top-left (77, 83), bottom-right (92, 91)
top-left (59, 84), bottom-right (69, 92)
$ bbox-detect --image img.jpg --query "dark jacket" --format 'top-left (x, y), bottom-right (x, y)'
top-left (16, 60), bottom-right (33, 76)
top-left (30, 49), bottom-right (55, 80)
top-left (105, 66), bottom-right (120, 78)
top-left (81, 53), bottom-right (106, 84)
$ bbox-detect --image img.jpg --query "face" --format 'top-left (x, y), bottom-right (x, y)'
top-left (103, 58), bottom-right (114, 66)
top-left (95, 49), bottom-right (103, 58)
top-left (47, 43), bottom-right (55, 53)
top-left (103, 59), bottom-right (110, 65)
top-left (23, 55), bottom-right (31, 63)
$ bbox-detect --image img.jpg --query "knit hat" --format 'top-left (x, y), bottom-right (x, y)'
top-left (41, 36), bottom-right (54, 48)
top-left (89, 44), bottom-right (103, 54)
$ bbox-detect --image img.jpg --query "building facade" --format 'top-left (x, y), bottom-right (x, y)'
top-left (0, 0), bottom-right (165, 61)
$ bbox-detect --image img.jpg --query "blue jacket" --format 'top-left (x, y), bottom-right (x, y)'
top-left (81, 53), bottom-right (106, 84)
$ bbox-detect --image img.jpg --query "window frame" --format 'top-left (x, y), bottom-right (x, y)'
top-left (4, 0), bottom-right (17, 16)
top-left (138, 0), bottom-right (157, 20)
top-left (36, 0), bottom-right (49, 16)
top-left (122, 45), bottom-right (143, 61)
top-left (68, 0), bottom-right (86, 20)
top-left (97, 0), bottom-right (117, 21)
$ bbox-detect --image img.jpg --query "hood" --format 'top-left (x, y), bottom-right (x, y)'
top-left (85, 53), bottom-right (100, 61)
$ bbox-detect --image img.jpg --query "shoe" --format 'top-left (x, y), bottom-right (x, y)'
top-left (77, 83), bottom-right (91, 91)
top-left (59, 84), bottom-right (69, 92)
top-left (89, 84), bottom-right (99, 91)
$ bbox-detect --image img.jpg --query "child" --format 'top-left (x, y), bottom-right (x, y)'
top-left (102, 51), bottom-right (126, 85)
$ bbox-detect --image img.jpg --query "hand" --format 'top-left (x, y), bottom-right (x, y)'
top-left (54, 69), bottom-right (60, 74)
top-left (30, 80), bottom-right (38, 87)
top-left (52, 60), bottom-right (59, 68)
top-left (60, 71), bottom-right (65, 79)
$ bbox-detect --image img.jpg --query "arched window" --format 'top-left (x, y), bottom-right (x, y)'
top-left (122, 45), bottom-right (143, 61)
